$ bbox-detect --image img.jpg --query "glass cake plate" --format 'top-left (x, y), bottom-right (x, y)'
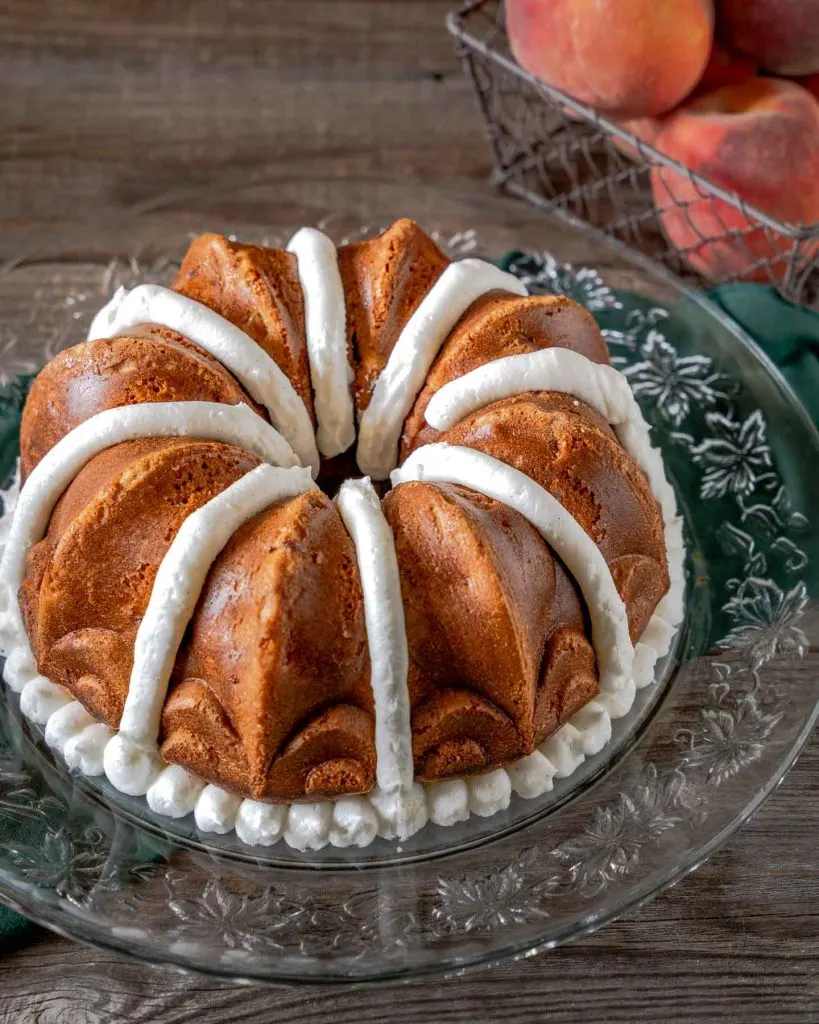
top-left (0, 187), bottom-right (816, 983)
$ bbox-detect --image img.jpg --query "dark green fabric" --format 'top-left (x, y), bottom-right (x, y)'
top-left (0, 902), bottom-right (33, 949)
top-left (2, 279), bottom-right (818, 951)
top-left (709, 283), bottom-right (819, 428)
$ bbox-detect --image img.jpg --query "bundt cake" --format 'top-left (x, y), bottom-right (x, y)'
top-left (0, 219), bottom-right (685, 849)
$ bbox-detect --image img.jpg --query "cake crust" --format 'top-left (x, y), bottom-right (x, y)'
top-left (162, 489), bottom-right (375, 802)
top-left (173, 233), bottom-right (315, 423)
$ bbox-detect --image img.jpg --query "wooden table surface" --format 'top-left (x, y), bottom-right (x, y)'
top-left (0, 2), bottom-right (817, 1021)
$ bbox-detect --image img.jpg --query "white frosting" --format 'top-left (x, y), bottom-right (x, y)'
top-left (570, 700), bottom-right (612, 755)
top-left (44, 701), bottom-right (95, 755)
top-left (392, 444), bottom-right (635, 705)
top-left (540, 724), bottom-right (587, 778)
top-left (506, 751), bottom-right (556, 799)
top-left (89, 284), bottom-right (320, 475)
top-left (634, 515), bottom-right (686, 689)
top-left (2, 647), bottom-right (36, 696)
top-left (284, 802), bottom-right (334, 851)
top-left (3, 646), bottom-right (37, 693)
top-left (147, 765), bottom-right (205, 819)
top-left (328, 797), bottom-right (379, 849)
top-left (235, 799), bottom-right (288, 847)
top-left (356, 259), bottom-right (527, 479)
top-left (63, 722), bottom-right (113, 776)
top-left (103, 735), bottom-right (165, 797)
top-left (467, 769), bottom-right (512, 818)
top-left (19, 676), bottom-right (71, 724)
top-left (194, 785), bottom-right (242, 834)
top-left (426, 779), bottom-right (470, 827)
top-left (424, 346), bottom-right (686, 691)
top-left (336, 479), bottom-right (414, 808)
top-left (286, 228), bottom-right (356, 458)
top-left (119, 463), bottom-right (315, 748)
top-left (370, 783), bottom-right (428, 841)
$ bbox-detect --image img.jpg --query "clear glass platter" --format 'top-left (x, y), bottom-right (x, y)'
top-left (0, 188), bottom-right (816, 983)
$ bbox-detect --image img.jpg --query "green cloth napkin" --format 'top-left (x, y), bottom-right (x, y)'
top-left (2, 280), bottom-right (818, 950)
top-left (709, 283), bottom-right (819, 427)
top-left (0, 902), bottom-right (33, 950)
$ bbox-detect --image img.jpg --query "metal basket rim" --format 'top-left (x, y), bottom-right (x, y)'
top-left (447, 0), bottom-right (819, 241)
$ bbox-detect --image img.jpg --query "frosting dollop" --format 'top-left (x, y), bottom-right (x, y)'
top-left (63, 722), bottom-right (114, 777)
top-left (235, 800), bottom-right (288, 847)
top-left (195, 785), bottom-right (242, 834)
top-left (19, 676), bottom-right (70, 724)
top-left (284, 803), bottom-right (334, 851)
top-left (328, 797), bottom-right (379, 849)
top-left (468, 769), bottom-right (512, 817)
top-left (103, 734), bottom-right (164, 796)
top-left (506, 751), bottom-right (556, 799)
top-left (147, 765), bottom-right (205, 819)
top-left (44, 702), bottom-right (96, 755)
top-left (426, 779), bottom-right (470, 827)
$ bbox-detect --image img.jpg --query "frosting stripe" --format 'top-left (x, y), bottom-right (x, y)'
top-left (356, 259), bottom-right (527, 480)
top-left (88, 284), bottom-right (321, 475)
top-left (423, 346), bottom-right (686, 687)
top-left (336, 478), bottom-right (414, 795)
top-left (0, 401), bottom-right (298, 670)
top-left (120, 463), bottom-right (317, 747)
top-left (286, 228), bottom-right (356, 458)
top-left (392, 443), bottom-right (635, 706)
top-left (425, 347), bottom-right (677, 524)
top-left (105, 463), bottom-right (316, 797)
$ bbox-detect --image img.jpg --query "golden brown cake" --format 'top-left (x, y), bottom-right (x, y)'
top-left (0, 218), bottom-right (683, 848)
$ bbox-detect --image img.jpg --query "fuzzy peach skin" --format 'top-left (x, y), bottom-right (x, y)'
top-left (612, 117), bottom-right (664, 162)
top-left (506, 0), bottom-right (714, 118)
top-left (718, 0), bottom-right (819, 76)
top-left (613, 45), bottom-right (756, 162)
top-left (650, 78), bottom-right (819, 282)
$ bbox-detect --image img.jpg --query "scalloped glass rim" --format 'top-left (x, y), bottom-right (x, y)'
top-left (0, 196), bottom-right (816, 984)
top-left (3, 707), bottom-right (816, 987)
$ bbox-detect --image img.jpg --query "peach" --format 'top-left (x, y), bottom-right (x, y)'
top-left (612, 116), bottom-right (664, 162)
top-left (692, 42), bottom-right (757, 96)
top-left (799, 74), bottom-right (819, 102)
top-left (506, 0), bottom-right (714, 119)
top-left (614, 45), bottom-right (757, 162)
top-left (650, 78), bottom-right (819, 281)
top-left (718, 0), bottom-right (819, 76)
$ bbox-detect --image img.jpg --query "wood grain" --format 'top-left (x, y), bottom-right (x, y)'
top-left (0, 1), bottom-right (817, 1021)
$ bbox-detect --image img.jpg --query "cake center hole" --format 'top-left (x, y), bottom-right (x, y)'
top-left (315, 448), bottom-right (390, 498)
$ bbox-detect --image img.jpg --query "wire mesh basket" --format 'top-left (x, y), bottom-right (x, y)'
top-left (448, 0), bottom-right (819, 307)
